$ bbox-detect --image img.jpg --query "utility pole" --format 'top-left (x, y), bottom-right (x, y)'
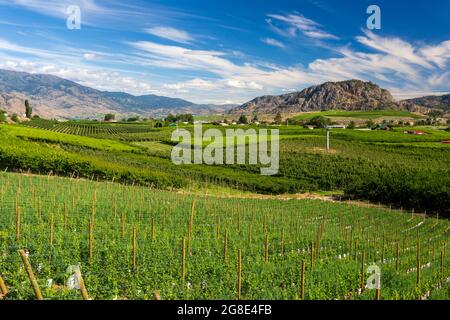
top-left (326, 126), bottom-right (330, 151)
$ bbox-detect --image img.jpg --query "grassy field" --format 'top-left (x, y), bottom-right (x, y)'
top-left (1, 121), bottom-right (449, 214)
top-left (0, 172), bottom-right (449, 300)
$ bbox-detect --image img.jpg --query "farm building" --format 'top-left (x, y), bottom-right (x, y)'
top-left (404, 130), bottom-right (426, 135)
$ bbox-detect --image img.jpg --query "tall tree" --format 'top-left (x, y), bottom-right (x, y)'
top-left (25, 100), bottom-right (32, 119)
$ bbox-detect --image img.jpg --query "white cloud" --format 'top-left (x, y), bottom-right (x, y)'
top-left (145, 26), bottom-right (194, 44)
top-left (420, 41), bottom-right (450, 69)
top-left (262, 38), bottom-right (285, 49)
top-left (356, 30), bottom-right (433, 69)
top-left (0, 57), bottom-right (154, 95)
top-left (267, 13), bottom-right (339, 40)
top-left (83, 53), bottom-right (97, 60)
top-left (163, 78), bottom-right (219, 91)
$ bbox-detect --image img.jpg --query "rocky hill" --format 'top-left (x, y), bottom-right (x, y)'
top-left (402, 94), bottom-right (450, 110)
top-left (231, 80), bottom-right (408, 114)
top-left (0, 69), bottom-right (234, 119)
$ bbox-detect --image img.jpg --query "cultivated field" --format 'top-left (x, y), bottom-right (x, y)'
top-left (0, 172), bottom-right (449, 300)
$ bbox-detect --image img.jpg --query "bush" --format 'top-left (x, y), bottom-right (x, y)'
top-left (0, 110), bottom-right (6, 123)
top-left (11, 113), bottom-right (20, 123)
top-left (345, 169), bottom-right (450, 216)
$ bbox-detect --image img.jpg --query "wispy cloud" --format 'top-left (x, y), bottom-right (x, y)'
top-left (267, 13), bottom-right (339, 40)
top-left (262, 38), bottom-right (285, 49)
top-left (145, 26), bottom-right (194, 44)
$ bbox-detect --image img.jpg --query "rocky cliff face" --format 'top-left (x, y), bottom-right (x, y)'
top-left (402, 94), bottom-right (450, 110)
top-left (231, 80), bottom-right (402, 114)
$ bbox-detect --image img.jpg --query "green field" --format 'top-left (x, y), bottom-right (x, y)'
top-left (1, 120), bottom-right (449, 214)
top-left (0, 172), bottom-right (449, 300)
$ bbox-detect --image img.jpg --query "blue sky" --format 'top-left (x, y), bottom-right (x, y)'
top-left (0, 0), bottom-right (449, 104)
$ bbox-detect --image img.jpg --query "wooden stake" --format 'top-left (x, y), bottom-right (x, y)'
top-left (416, 240), bottom-right (421, 286)
top-left (301, 260), bottom-right (306, 301)
top-left (360, 249), bottom-right (366, 290)
top-left (182, 236), bottom-right (186, 281)
top-left (375, 288), bottom-right (381, 300)
top-left (19, 250), bottom-right (43, 300)
top-left (121, 211), bottom-right (125, 239)
top-left (88, 220), bottom-right (93, 261)
top-left (310, 241), bottom-right (315, 270)
top-left (75, 268), bottom-right (89, 300)
top-left (16, 206), bottom-right (20, 243)
top-left (224, 230), bottom-right (228, 263)
top-left (49, 212), bottom-right (54, 247)
top-left (265, 234), bottom-right (269, 263)
top-left (64, 202), bottom-right (67, 229)
top-left (0, 275), bottom-right (8, 296)
top-left (132, 226), bottom-right (137, 269)
top-left (396, 242), bottom-right (400, 272)
top-left (237, 249), bottom-right (242, 300)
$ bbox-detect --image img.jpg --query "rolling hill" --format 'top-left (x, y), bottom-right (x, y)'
top-left (0, 69), bottom-right (234, 119)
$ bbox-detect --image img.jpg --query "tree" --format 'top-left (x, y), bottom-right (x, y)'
top-left (25, 100), bottom-right (32, 119)
top-left (274, 112), bottom-right (282, 125)
top-left (104, 113), bottom-right (115, 122)
top-left (11, 113), bottom-right (20, 123)
top-left (366, 119), bottom-right (375, 128)
top-left (127, 116), bottom-right (140, 122)
top-left (252, 113), bottom-right (259, 123)
top-left (238, 114), bottom-right (248, 124)
top-left (176, 114), bottom-right (194, 123)
top-left (0, 110), bottom-right (6, 123)
top-left (307, 116), bottom-right (330, 128)
top-left (347, 121), bottom-right (356, 129)
top-left (165, 113), bottom-right (177, 123)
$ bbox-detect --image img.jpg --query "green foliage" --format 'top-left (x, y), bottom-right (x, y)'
top-left (307, 116), bottom-right (330, 128)
top-left (165, 113), bottom-right (177, 123)
top-left (25, 99), bottom-right (32, 119)
top-left (11, 113), bottom-right (20, 123)
top-left (238, 114), bottom-right (248, 124)
top-left (127, 116), bottom-right (140, 122)
top-left (0, 172), bottom-right (448, 300)
top-left (0, 110), bottom-right (6, 123)
top-left (347, 121), bottom-right (356, 129)
top-left (3, 121), bottom-right (450, 213)
top-left (366, 119), bottom-right (375, 128)
top-left (104, 113), bottom-right (115, 121)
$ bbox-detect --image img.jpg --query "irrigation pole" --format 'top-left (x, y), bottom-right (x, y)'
top-left (326, 126), bottom-right (330, 151)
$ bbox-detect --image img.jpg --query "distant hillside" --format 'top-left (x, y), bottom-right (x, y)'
top-left (230, 80), bottom-right (432, 115)
top-left (402, 94), bottom-right (450, 110)
top-left (0, 69), bottom-right (234, 119)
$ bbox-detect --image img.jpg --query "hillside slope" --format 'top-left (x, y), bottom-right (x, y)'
top-left (231, 80), bottom-right (402, 114)
top-left (0, 69), bottom-right (233, 119)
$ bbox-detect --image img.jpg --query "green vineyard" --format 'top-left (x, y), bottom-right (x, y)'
top-left (22, 119), bottom-right (158, 140)
top-left (0, 172), bottom-right (449, 300)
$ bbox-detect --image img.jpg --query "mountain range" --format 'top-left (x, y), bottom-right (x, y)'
top-left (230, 80), bottom-right (449, 115)
top-left (1, 69), bottom-right (449, 120)
top-left (403, 94), bottom-right (450, 110)
top-left (0, 69), bottom-right (235, 119)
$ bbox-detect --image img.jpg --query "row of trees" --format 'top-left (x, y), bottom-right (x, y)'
top-left (165, 113), bottom-right (194, 123)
